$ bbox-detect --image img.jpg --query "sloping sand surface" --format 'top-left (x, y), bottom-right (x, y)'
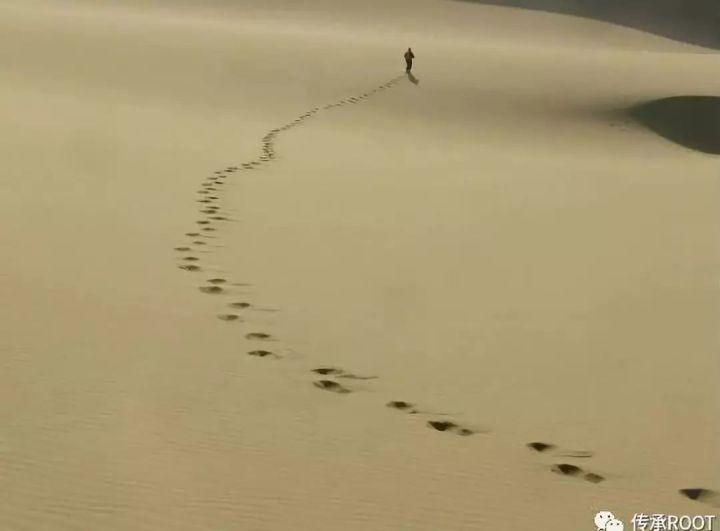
top-left (1, 1), bottom-right (719, 529)
top-left (456, 0), bottom-right (720, 50)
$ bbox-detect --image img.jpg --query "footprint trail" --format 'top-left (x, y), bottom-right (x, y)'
top-left (170, 72), bottom-right (707, 502)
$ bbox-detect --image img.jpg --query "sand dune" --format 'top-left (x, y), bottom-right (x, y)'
top-left (457, 0), bottom-right (720, 50)
top-left (1, 0), bottom-right (719, 529)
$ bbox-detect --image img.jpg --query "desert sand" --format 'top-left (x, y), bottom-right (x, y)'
top-left (1, 0), bottom-right (719, 529)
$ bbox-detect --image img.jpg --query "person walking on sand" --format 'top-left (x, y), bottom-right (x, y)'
top-left (404, 47), bottom-right (415, 72)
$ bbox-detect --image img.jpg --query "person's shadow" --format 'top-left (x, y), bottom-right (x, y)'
top-left (406, 71), bottom-right (419, 85)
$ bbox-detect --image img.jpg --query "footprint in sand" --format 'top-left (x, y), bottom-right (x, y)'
top-left (207, 278), bottom-right (226, 285)
top-left (179, 265), bottom-right (201, 272)
top-left (247, 349), bottom-right (276, 358)
top-left (174, 246), bottom-right (191, 251)
top-left (312, 368), bottom-right (343, 376)
top-left (526, 442), bottom-right (593, 458)
top-left (311, 367), bottom-right (377, 380)
top-left (426, 420), bottom-right (476, 437)
top-left (218, 314), bottom-right (241, 322)
top-left (229, 302), bottom-right (251, 309)
top-left (246, 332), bottom-right (272, 340)
top-left (386, 400), bottom-right (418, 413)
top-left (182, 256), bottom-right (199, 262)
top-left (313, 380), bottom-right (351, 394)
top-left (186, 232), bottom-right (201, 237)
top-left (584, 473), bottom-right (605, 484)
top-left (679, 488), bottom-right (720, 506)
top-left (551, 464), bottom-right (605, 484)
top-left (199, 286), bottom-right (223, 294)
top-left (202, 227), bottom-right (216, 232)
top-left (385, 400), bottom-right (453, 416)
top-left (193, 240), bottom-right (206, 245)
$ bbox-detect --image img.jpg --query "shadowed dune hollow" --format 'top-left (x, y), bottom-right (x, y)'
top-left (455, 0), bottom-right (720, 50)
top-left (629, 96), bottom-right (720, 155)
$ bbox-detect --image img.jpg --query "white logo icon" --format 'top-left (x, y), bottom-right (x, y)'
top-left (596, 511), bottom-right (624, 531)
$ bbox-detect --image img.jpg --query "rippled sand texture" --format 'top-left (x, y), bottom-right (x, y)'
top-left (1, 1), bottom-right (719, 529)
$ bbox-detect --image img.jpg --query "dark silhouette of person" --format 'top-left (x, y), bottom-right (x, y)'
top-left (404, 48), bottom-right (415, 72)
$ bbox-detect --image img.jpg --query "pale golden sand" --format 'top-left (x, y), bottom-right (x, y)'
top-left (1, 1), bottom-right (719, 529)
